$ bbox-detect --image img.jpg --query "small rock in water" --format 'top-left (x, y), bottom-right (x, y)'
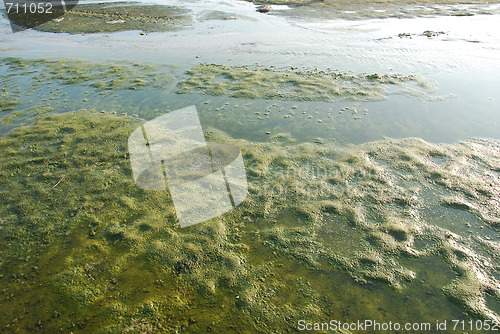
top-left (106, 19), bottom-right (125, 24)
top-left (398, 32), bottom-right (412, 38)
top-left (421, 30), bottom-right (445, 38)
top-left (256, 5), bottom-right (272, 13)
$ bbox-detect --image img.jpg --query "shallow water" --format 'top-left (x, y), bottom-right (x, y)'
top-left (0, 0), bottom-right (499, 332)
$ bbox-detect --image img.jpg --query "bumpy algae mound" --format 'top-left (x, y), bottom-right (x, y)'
top-left (8, 3), bottom-right (192, 34)
top-left (0, 111), bottom-right (341, 333)
top-left (0, 110), bottom-right (498, 332)
top-left (177, 63), bottom-right (437, 102)
top-left (236, 134), bottom-right (500, 322)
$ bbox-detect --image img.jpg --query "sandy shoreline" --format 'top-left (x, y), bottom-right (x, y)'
top-left (250, 0), bottom-right (500, 20)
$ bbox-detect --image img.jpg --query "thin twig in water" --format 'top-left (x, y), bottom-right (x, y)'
top-left (52, 175), bottom-right (65, 188)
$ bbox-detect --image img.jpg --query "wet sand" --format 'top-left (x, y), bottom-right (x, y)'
top-left (250, 0), bottom-right (500, 20)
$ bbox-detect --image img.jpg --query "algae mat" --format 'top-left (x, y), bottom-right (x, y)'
top-left (0, 110), bottom-right (498, 332)
top-left (7, 3), bottom-right (192, 34)
top-left (177, 63), bottom-right (437, 102)
top-left (1, 57), bottom-right (170, 92)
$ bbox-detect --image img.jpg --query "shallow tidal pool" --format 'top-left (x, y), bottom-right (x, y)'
top-left (0, 0), bottom-right (499, 333)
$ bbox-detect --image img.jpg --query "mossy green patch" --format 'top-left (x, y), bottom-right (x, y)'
top-left (0, 91), bottom-right (18, 112)
top-left (177, 63), bottom-right (437, 102)
top-left (0, 56), bottom-right (173, 128)
top-left (8, 3), bottom-right (192, 34)
top-left (2, 57), bottom-right (171, 91)
top-left (0, 104), bottom-right (53, 125)
top-left (230, 131), bottom-right (499, 321)
top-left (0, 111), bottom-right (498, 332)
top-left (0, 111), bottom-right (336, 332)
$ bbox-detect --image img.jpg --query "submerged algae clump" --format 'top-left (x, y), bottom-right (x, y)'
top-left (177, 63), bottom-right (437, 102)
top-left (0, 91), bottom-right (18, 112)
top-left (2, 57), bottom-right (171, 91)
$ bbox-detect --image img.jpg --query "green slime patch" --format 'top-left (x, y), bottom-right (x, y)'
top-left (0, 57), bottom-right (173, 128)
top-left (7, 3), bottom-right (192, 34)
top-left (0, 111), bottom-right (498, 332)
top-left (177, 63), bottom-right (437, 102)
top-left (2, 57), bottom-right (170, 92)
top-left (0, 111), bottom-right (340, 333)
top-left (239, 134), bottom-right (499, 322)
top-left (0, 91), bottom-right (18, 112)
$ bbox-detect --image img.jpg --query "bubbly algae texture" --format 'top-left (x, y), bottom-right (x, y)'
top-left (0, 110), bottom-right (498, 332)
top-left (7, 3), bottom-right (192, 34)
top-left (177, 63), bottom-right (437, 102)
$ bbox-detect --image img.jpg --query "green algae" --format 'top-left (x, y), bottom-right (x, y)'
top-left (0, 111), bottom-right (498, 332)
top-left (0, 105), bottom-right (53, 125)
top-left (0, 111), bottom-right (329, 332)
top-left (0, 57), bottom-right (174, 129)
top-left (234, 132), bottom-right (499, 321)
top-left (0, 92), bottom-right (18, 112)
top-left (2, 57), bottom-right (171, 92)
top-left (177, 63), bottom-right (437, 102)
top-left (7, 3), bottom-right (192, 34)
